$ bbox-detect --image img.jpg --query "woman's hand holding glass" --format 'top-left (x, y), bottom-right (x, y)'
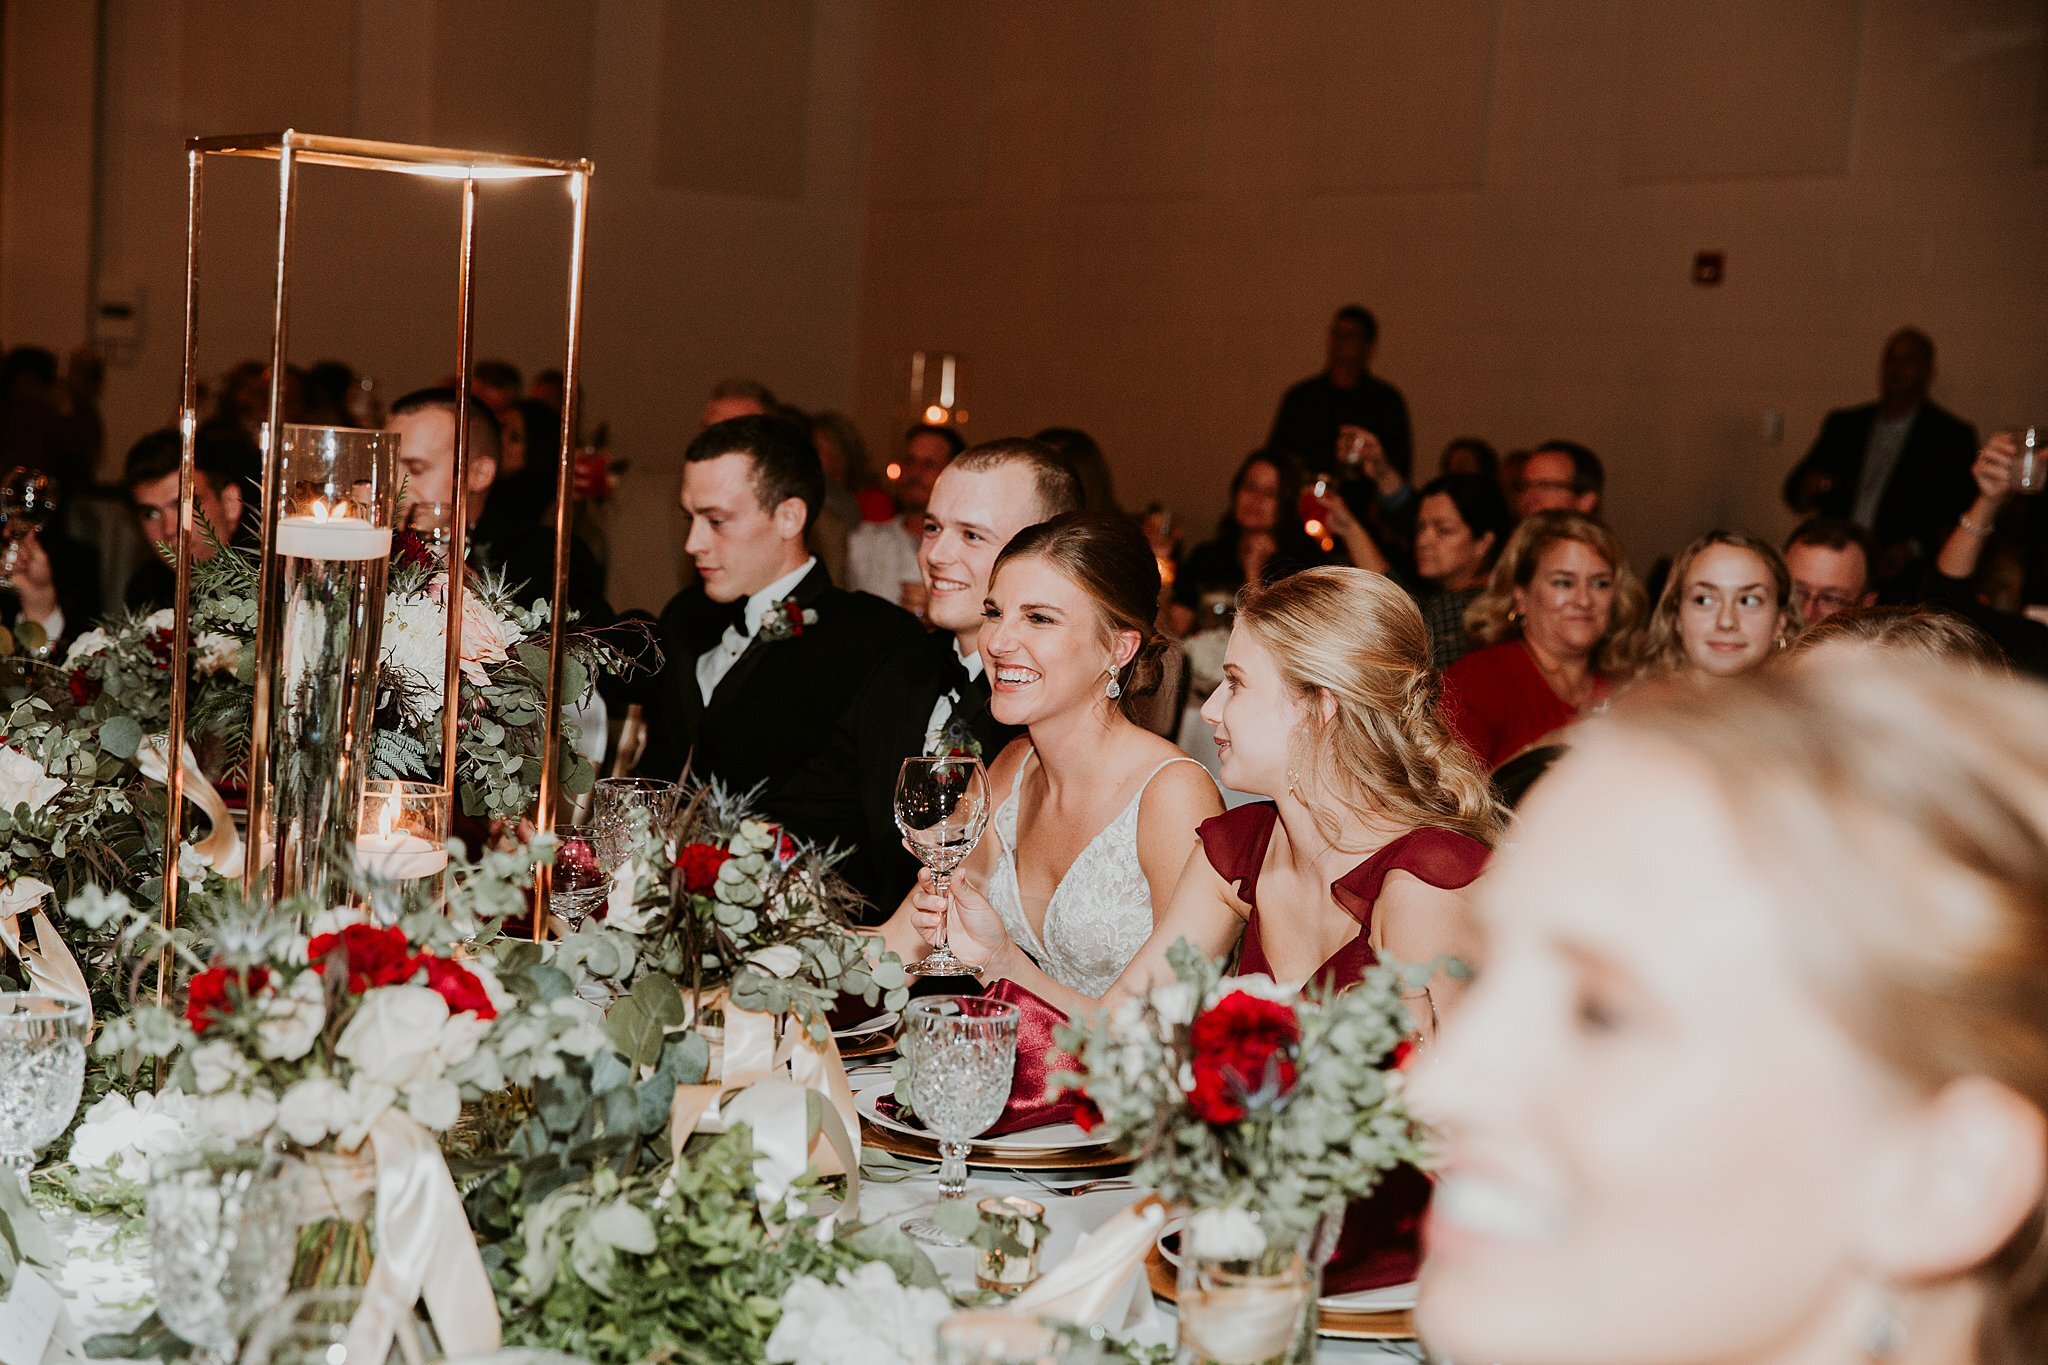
top-left (906, 867), bottom-right (1013, 976)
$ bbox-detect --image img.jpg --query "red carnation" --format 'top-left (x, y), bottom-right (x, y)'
top-left (420, 956), bottom-right (497, 1019)
top-left (308, 923), bottom-right (419, 994)
top-left (184, 963), bottom-right (271, 1033)
top-left (1185, 990), bottom-right (1301, 1125)
top-left (1059, 1086), bottom-right (1104, 1133)
top-left (675, 841), bottom-right (731, 896)
top-left (66, 669), bottom-right (101, 707)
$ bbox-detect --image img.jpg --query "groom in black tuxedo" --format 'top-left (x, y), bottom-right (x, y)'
top-left (642, 415), bottom-right (923, 794)
top-left (766, 437), bottom-right (1083, 916)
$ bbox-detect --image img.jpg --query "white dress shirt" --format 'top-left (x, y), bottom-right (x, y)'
top-left (922, 638), bottom-right (984, 754)
top-left (694, 557), bottom-right (817, 705)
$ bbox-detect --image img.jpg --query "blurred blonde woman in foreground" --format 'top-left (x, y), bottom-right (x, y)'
top-left (1412, 659), bottom-right (2048, 1365)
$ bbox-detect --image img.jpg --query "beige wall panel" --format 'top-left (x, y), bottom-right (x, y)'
top-left (1620, 0), bottom-right (1859, 184)
top-left (1053, 0), bottom-right (1217, 202)
top-left (179, 0), bottom-right (354, 134)
top-left (429, 0), bottom-right (592, 161)
top-left (866, 0), bottom-right (993, 205)
top-left (1, 0), bottom-right (95, 356)
top-left (1308, 0), bottom-right (1497, 193)
top-left (1857, 0), bottom-right (2045, 176)
top-left (655, 0), bottom-right (813, 200)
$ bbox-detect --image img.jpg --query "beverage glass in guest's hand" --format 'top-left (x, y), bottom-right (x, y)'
top-left (2012, 427), bottom-right (2045, 496)
top-left (897, 994), bottom-right (1019, 1246)
top-left (0, 467), bottom-right (56, 588)
top-left (894, 756), bottom-right (990, 978)
top-left (1336, 425), bottom-right (1370, 474)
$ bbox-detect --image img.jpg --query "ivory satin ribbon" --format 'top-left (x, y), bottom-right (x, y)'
top-left (136, 735), bottom-right (244, 879)
top-left (321, 1111), bottom-right (501, 1363)
top-left (0, 877), bottom-right (90, 1030)
top-left (667, 989), bottom-right (862, 1214)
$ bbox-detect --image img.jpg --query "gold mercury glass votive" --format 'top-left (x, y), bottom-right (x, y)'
top-left (974, 1195), bottom-right (1047, 1295)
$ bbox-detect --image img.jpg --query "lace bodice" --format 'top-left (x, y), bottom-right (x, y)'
top-left (986, 753), bottom-right (1206, 998)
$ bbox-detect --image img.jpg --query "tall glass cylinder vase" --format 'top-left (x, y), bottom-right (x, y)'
top-left (265, 425), bottom-right (397, 904)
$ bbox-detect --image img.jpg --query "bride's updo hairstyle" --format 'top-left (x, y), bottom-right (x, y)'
top-left (991, 511), bottom-right (1165, 720)
top-left (1614, 661), bottom-right (2048, 1363)
top-left (1236, 566), bottom-right (1501, 849)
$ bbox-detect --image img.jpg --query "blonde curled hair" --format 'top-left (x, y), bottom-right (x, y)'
top-left (1236, 567), bottom-right (1503, 851)
top-left (1646, 529), bottom-right (1800, 672)
top-left (1602, 661), bottom-right (2048, 1364)
top-left (1463, 510), bottom-right (1649, 679)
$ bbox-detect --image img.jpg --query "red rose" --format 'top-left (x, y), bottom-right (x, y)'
top-left (184, 963), bottom-right (271, 1033)
top-left (420, 956), bottom-right (496, 1019)
top-left (1185, 990), bottom-right (1300, 1125)
top-left (308, 924), bottom-right (419, 994)
top-left (145, 629), bottom-right (176, 671)
top-left (1058, 1086), bottom-right (1104, 1133)
top-left (674, 841), bottom-right (731, 896)
top-left (1390, 1039), bottom-right (1416, 1071)
top-left (66, 670), bottom-right (101, 708)
top-left (779, 601), bottom-right (807, 637)
top-left (390, 529), bottom-right (435, 574)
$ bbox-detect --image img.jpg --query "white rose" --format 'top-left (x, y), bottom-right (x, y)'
top-left (257, 972), bottom-right (326, 1061)
top-left (62, 627), bottom-right (112, 665)
top-left (1189, 1206), bottom-right (1268, 1261)
top-left (1150, 981), bottom-right (1197, 1029)
top-left (432, 1009), bottom-right (492, 1071)
top-left (190, 1039), bottom-right (250, 1095)
top-left (1216, 974), bottom-right (1299, 1006)
top-left (197, 1088), bottom-right (279, 1144)
top-left (401, 1076), bottom-right (460, 1131)
top-left (335, 986), bottom-right (454, 1092)
top-left (0, 747), bottom-right (66, 814)
top-left (747, 944), bottom-right (803, 979)
top-left (74, 1089), bottom-right (200, 1182)
top-left (307, 905), bottom-right (369, 938)
top-left (143, 609), bottom-right (176, 633)
top-left (764, 1263), bottom-right (949, 1365)
top-left (194, 632), bottom-right (241, 676)
top-left (277, 1076), bottom-right (353, 1148)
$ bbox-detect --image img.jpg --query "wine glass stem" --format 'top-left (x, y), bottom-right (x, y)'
top-left (931, 870), bottom-right (953, 953)
top-left (937, 1138), bottom-right (969, 1199)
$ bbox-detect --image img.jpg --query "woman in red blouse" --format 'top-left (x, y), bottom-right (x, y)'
top-left (1439, 511), bottom-right (1648, 769)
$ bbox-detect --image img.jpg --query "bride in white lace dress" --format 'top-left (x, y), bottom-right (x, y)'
top-left (878, 514), bottom-right (1220, 999)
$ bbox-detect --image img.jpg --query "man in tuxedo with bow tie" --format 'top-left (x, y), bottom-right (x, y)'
top-left (765, 437), bottom-right (1084, 916)
top-left (642, 414), bottom-right (923, 794)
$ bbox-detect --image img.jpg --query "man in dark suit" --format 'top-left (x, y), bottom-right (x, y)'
top-left (1268, 304), bottom-right (1414, 479)
top-left (765, 438), bottom-right (1082, 916)
top-left (1782, 328), bottom-right (1979, 599)
top-left (643, 415), bottom-right (923, 797)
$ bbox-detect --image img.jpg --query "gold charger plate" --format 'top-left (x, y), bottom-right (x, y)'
top-left (837, 1028), bottom-right (897, 1060)
top-left (860, 1119), bottom-right (1135, 1172)
top-left (1143, 1243), bottom-right (1416, 1342)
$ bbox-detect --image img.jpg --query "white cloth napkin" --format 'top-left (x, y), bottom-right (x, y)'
top-left (1006, 1197), bottom-right (1166, 1330)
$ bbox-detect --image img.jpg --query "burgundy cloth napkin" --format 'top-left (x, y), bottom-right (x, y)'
top-left (1320, 1164), bottom-right (1430, 1294)
top-left (880, 978), bottom-right (1082, 1138)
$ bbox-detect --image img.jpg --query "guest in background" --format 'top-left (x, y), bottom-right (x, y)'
top-left (1442, 511), bottom-right (1648, 769)
top-left (386, 387), bottom-right (611, 628)
top-left (848, 421), bottom-right (962, 612)
top-left (1034, 427), bottom-right (1121, 517)
top-left (1168, 449), bottom-right (1326, 636)
top-left (701, 376), bottom-right (775, 429)
top-left (470, 360), bottom-right (521, 422)
top-left (1920, 432), bottom-right (2048, 676)
top-left (300, 361), bottom-right (356, 426)
top-left (1412, 474), bottom-right (1513, 670)
top-left (1269, 304), bottom-right (1414, 479)
top-left (1510, 440), bottom-right (1604, 520)
top-left (1784, 516), bottom-right (1877, 628)
top-left (122, 424), bottom-right (260, 609)
top-left (879, 512), bottom-right (1221, 999)
top-left (1783, 327), bottom-right (1978, 597)
top-left (0, 346), bottom-right (98, 477)
top-left (1412, 661), bottom-right (2048, 1365)
top-left (1439, 436), bottom-right (1500, 485)
top-left (1646, 531), bottom-right (1797, 679)
top-left (643, 415), bottom-right (922, 793)
top-left (768, 439), bottom-right (1083, 913)
top-left (808, 410), bottom-right (882, 585)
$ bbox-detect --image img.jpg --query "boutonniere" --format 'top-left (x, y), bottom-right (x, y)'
top-left (926, 710), bottom-right (983, 760)
top-left (755, 597), bottom-right (818, 643)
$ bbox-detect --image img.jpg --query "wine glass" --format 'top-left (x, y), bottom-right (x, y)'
top-left (588, 776), bottom-right (683, 878)
top-left (242, 1286), bottom-right (440, 1365)
top-left (0, 467), bottom-right (56, 589)
top-left (893, 755), bottom-right (990, 977)
top-left (897, 995), bottom-right (1018, 1246)
top-left (148, 1148), bottom-right (296, 1364)
top-left (0, 991), bottom-right (87, 1181)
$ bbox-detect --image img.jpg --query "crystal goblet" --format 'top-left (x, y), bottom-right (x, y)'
top-left (897, 995), bottom-right (1019, 1246)
top-left (148, 1147), bottom-right (297, 1364)
top-left (0, 991), bottom-right (87, 1181)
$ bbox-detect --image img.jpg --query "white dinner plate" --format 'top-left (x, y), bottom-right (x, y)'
top-left (832, 1010), bottom-right (899, 1041)
top-left (1155, 1219), bottom-right (1419, 1312)
top-left (855, 1079), bottom-right (1114, 1153)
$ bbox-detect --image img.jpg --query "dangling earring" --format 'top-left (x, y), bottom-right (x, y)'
top-left (1105, 673), bottom-right (1122, 700)
top-left (1285, 765), bottom-right (1301, 794)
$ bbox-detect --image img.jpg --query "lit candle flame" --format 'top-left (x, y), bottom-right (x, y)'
top-left (308, 497), bottom-right (331, 521)
top-left (378, 792), bottom-right (398, 840)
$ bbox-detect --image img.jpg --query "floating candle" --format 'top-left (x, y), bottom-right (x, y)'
top-left (354, 792), bottom-right (448, 880)
top-left (276, 499), bottom-right (391, 561)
